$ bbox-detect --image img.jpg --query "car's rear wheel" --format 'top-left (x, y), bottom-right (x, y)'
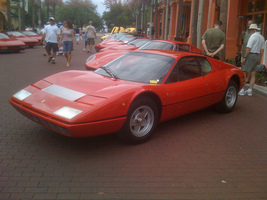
top-left (215, 80), bottom-right (238, 113)
top-left (117, 96), bottom-right (159, 144)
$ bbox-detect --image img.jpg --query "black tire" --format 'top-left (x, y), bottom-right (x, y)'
top-left (117, 96), bottom-right (159, 144)
top-left (214, 80), bottom-right (238, 113)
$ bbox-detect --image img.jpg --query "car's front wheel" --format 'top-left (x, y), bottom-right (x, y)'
top-left (215, 80), bottom-right (238, 113)
top-left (117, 96), bottom-right (159, 144)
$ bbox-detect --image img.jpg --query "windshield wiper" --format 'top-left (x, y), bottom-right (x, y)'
top-left (100, 66), bottom-right (119, 79)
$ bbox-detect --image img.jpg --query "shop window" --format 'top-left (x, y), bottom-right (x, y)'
top-left (248, 1), bottom-right (255, 13)
top-left (255, 0), bottom-right (265, 12)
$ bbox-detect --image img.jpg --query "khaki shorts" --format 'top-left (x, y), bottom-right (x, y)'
top-left (87, 38), bottom-right (95, 45)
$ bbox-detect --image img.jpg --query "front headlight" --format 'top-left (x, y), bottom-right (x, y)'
top-left (53, 106), bottom-right (82, 119)
top-left (86, 54), bottom-right (96, 63)
top-left (13, 89), bottom-right (31, 100)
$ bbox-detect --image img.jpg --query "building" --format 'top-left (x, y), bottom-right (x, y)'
top-left (150, 0), bottom-right (267, 59)
top-left (0, 0), bottom-right (7, 31)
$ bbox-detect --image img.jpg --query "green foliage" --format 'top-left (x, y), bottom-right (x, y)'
top-left (24, 0), bottom-right (46, 28)
top-left (102, 1), bottom-right (135, 28)
top-left (256, 70), bottom-right (267, 86)
top-left (56, 0), bottom-right (102, 28)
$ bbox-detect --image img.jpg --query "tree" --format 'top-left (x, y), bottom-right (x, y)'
top-left (45, 0), bottom-right (51, 21)
top-left (56, 0), bottom-right (102, 28)
top-left (102, 0), bottom-right (137, 28)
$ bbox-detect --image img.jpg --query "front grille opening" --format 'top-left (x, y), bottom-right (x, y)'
top-left (14, 106), bottom-right (71, 136)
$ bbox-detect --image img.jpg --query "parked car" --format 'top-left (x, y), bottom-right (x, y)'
top-left (10, 50), bottom-right (245, 144)
top-left (99, 38), bottom-right (151, 52)
top-left (95, 34), bottom-right (136, 52)
top-left (21, 31), bottom-right (42, 44)
top-left (0, 33), bottom-right (26, 53)
top-left (101, 26), bottom-right (125, 41)
top-left (6, 31), bottom-right (39, 48)
top-left (85, 40), bottom-right (202, 70)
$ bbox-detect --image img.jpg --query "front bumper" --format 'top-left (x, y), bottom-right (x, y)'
top-left (10, 99), bottom-right (126, 137)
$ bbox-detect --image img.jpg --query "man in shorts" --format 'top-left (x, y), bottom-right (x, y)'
top-left (42, 17), bottom-right (60, 64)
top-left (86, 21), bottom-right (97, 53)
top-left (202, 20), bottom-right (225, 60)
top-left (239, 24), bottom-right (265, 96)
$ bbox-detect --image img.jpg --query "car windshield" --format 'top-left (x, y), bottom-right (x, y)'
top-left (7, 31), bottom-right (25, 37)
top-left (128, 39), bottom-right (149, 47)
top-left (139, 41), bottom-right (174, 50)
top-left (22, 31), bottom-right (38, 36)
top-left (94, 52), bottom-right (175, 84)
top-left (118, 35), bottom-right (135, 43)
top-left (0, 33), bottom-right (10, 39)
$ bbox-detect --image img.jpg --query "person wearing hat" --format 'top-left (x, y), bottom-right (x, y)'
top-left (239, 24), bottom-right (265, 96)
top-left (85, 21), bottom-right (96, 53)
top-left (42, 17), bottom-right (60, 64)
top-left (202, 20), bottom-right (225, 60)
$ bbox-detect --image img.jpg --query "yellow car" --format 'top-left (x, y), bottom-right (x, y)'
top-left (101, 27), bottom-right (125, 41)
top-left (125, 27), bottom-right (136, 33)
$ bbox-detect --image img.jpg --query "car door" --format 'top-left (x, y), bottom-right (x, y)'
top-left (163, 56), bottom-right (211, 120)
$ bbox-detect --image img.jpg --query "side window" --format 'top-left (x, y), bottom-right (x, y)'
top-left (165, 64), bottom-right (178, 84)
top-left (178, 57), bottom-right (202, 81)
top-left (198, 57), bottom-right (212, 75)
top-left (176, 44), bottom-right (190, 52)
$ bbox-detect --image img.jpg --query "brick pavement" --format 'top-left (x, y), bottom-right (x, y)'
top-left (1, 37), bottom-right (267, 200)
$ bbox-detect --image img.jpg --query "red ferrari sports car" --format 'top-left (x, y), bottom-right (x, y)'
top-left (10, 50), bottom-right (245, 144)
top-left (6, 31), bottom-right (39, 48)
top-left (85, 40), bottom-right (202, 70)
top-left (0, 33), bottom-right (26, 52)
top-left (21, 31), bottom-right (42, 44)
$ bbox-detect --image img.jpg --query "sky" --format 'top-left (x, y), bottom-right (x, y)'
top-left (92, 0), bottom-right (106, 16)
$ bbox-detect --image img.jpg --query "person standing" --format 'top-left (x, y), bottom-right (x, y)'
top-left (74, 25), bottom-right (80, 44)
top-left (60, 20), bottom-right (75, 67)
top-left (86, 21), bottom-right (97, 53)
top-left (151, 26), bottom-right (155, 39)
top-left (241, 20), bottom-right (254, 83)
top-left (201, 20), bottom-right (225, 60)
top-left (84, 31), bottom-right (88, 51)
top-left (40, 25), bottom-right (47, 56)
top-left (42, 17), bottom-right (60, 64)
top-left (239, 24), bottom-right (265, 97)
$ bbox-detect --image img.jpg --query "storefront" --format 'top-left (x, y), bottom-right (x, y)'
top-left (151, 0), bottom-right (267, 59)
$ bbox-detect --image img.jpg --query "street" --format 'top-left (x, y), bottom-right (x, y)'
top-left (1, 38), bottom-right (267, 200)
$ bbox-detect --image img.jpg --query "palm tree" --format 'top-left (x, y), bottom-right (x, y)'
top-left (45, 0), bottom-right (51, 21)
top-left (32, 0), bottom-right (35, 29)
top-left (51, 0), bottom-right (62, 18)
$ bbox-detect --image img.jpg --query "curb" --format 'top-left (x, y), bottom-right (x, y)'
top-left (245, 84), bottom-right (267, 97)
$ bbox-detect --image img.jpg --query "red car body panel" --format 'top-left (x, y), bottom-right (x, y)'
top-left (0, 34), bottom-right (26, 52)
top-left (95, 41), bottom-right (127, 52)
top-left (21, 31), bottom-right (42, 44)
top-left (10, 50), bottom-right (245, 138)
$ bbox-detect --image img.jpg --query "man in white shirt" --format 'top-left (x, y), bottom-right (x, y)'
top-left (86, 21), bottom-right (97, 53)
top-left (239, 24), bottom-right (265, 96)
top-left (42, 17), bottom-right (60, 64)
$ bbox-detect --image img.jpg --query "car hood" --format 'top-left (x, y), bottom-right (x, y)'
top-left (13, 36), bottom-right (38, 42)
top-left (39, 70), bottom-right (142, 99)
top-left (19, 70), bottom-right (144, 123)
top-left (0, 39), bottom-right (25, 46)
